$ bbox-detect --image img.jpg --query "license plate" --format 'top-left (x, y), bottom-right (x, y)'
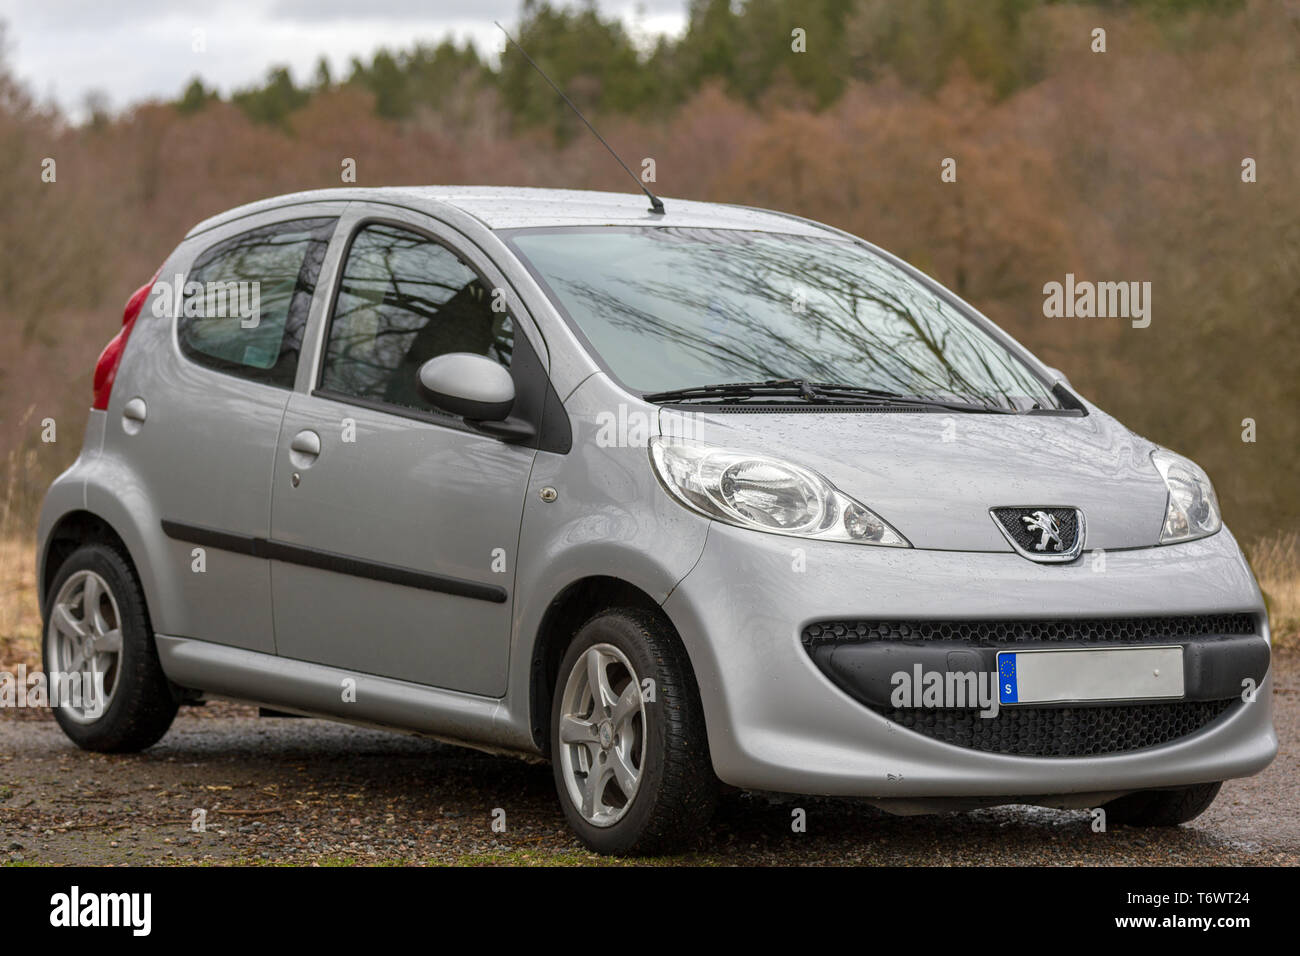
top-left (997, 645), bottom-right (1184, 705)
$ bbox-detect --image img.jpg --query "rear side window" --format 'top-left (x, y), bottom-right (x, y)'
top-left (178, 217), bottom-right (336, 388)
top-left (319, 222), bottom-right (513, 414)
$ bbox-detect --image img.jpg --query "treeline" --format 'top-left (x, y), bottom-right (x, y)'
top-left (183, 0), bottom-right (1246, 133)
top-left (1, 0), bottom-right (1296, 547)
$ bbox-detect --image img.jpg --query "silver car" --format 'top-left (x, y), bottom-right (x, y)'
top-left (37, 187), bottom-right (1275, 854)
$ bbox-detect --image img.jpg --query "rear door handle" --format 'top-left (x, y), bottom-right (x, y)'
top-left (121, 397), bottom-right (147, 435)
top-left (289, 429), bottom-right (321, 465)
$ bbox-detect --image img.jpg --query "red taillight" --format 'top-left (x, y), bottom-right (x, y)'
top-left (92, 269), bottom-right (160, 411)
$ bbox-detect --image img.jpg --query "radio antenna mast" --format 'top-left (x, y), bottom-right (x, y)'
top-left (495, 21), bottom-right (665, 215)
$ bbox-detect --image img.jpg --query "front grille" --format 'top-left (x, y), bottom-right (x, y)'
top-left (881, 699), bottom-right (1239, 757)
top-left (802, 614), bottom-right (1258, 648)
top-left (991, 506), bottom-right (1081, 555)
top-left (803, 615), bottom-right (1258, 756)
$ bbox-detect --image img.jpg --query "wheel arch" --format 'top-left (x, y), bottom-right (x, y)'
top-left (39, 510), bottom-right (134, 617)
top-left (527, 575), bottom-right (701, 755)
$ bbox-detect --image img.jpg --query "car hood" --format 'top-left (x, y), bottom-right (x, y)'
top-left (659, 406), bottom-right (1170, 552)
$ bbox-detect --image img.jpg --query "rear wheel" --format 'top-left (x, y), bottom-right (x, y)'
top-left (1103, 782), bottom-right (1223, 827)
top-left (551, 608), bottom-right (716, 855)
top-left (42, 543), bottom-right (177, 752)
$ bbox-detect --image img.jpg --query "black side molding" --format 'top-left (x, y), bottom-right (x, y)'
top-left (160, 520), bottom-right (507, 604)
top-left (161, 520), bottom-right (260, 557)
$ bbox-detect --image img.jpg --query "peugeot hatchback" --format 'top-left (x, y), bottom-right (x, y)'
top-left (37, 187), bottom-right (1275, 854)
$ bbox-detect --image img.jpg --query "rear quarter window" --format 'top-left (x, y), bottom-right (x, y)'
top-left (177, 217), bottom-right (336, 388)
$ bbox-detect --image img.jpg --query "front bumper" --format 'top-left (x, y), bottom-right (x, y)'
top-left (663, 524), bottom-right (1276, 799)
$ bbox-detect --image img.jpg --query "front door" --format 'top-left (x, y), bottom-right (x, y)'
top-left (267, 215), bottom-right (537, 696)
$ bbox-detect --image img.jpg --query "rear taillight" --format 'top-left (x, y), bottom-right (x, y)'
top-left (92, 268), bottom-right (160, 411)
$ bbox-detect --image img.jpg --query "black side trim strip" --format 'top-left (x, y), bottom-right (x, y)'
top-left (161, 520), bottom-right (260, 557)
top-left (261, 539), bottom-right (506, 602)
top-left (160, 520), bottom-right (507, 604)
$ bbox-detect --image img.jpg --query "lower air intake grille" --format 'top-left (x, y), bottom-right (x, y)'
top-left (880, 699), bottom-right (1238, 757)
top-left (802, 616), bottom-right (1257, 756)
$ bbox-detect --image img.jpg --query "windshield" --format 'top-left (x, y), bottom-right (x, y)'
top-left (507, 226), bottom-right (1058, 411)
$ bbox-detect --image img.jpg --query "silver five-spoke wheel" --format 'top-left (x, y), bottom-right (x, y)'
top-left (47, 569), bottom-right (122, 723)
top-left (557, 642), bottom-right (646, 827)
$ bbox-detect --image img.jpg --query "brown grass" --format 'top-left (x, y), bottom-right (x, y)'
top-left (1248, 532), bottom-right (1300, 650)
top-left (0, 538), bottom-right (39, 671)
top-left (0, 435), bottom-right (42, 671)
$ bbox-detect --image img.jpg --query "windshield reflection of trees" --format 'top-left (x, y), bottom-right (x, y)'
top-left (549, 228), bottom-right (1045, 408)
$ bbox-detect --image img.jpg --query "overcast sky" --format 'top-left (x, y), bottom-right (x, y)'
top-left (0, 0), bottom-right (689, 119)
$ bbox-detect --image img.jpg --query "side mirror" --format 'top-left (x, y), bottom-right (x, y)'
top-left (417, 353), bottom-right (515, 422)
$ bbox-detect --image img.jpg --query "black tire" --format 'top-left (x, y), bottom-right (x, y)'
top-left (550, 608), bottom-right (716, 855)
top-left (41, 543), bottom-right (178, 752)
top-left (1103, 782), bottom-right (1223, 827)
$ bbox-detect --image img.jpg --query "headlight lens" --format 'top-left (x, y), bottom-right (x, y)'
top-left (650, 438), bottom-right (909, 546)
top-left (1151, 448), bottom-right (1221, 543)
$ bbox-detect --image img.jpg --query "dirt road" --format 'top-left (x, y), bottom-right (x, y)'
top-left (2, 652), bottom-right (1296, 866)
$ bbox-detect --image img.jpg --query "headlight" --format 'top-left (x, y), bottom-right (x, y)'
top-left (650, 438), bottom-right (909, 546)
top-left (1151, 448), bottom-right (1221, 544)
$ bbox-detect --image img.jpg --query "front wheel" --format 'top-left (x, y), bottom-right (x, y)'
top-left (1103, 782), bottom-right (1223, 827)
top-left (550, 608), bottom-right (716, 855)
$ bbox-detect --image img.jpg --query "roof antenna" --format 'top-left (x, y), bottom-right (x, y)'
top-left (495, 21), bottom-right (665, 215)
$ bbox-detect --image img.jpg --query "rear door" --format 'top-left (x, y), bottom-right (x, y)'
top-left (267, 208), bottom-right (541, 696)
top-left (117, 209), bottom-right (342, 653)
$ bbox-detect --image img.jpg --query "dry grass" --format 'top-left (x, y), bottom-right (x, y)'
top-left (1248, 532), bottom-right (1300, 650)
top-left (0, 537), bottom-right (39, 671)
top-left (0, 434), bottom-right (42, 670)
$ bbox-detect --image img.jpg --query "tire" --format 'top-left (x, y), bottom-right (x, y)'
top-left (41, 542), bottom-right (178, 752)
top-left (550, 608), bottom-right (716, 855)
top-left (1103, 782), bottom-right (1223, 827)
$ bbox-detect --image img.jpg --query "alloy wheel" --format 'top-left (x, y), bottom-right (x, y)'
top-left (47, 570), bottom-right (122, 722)
top-left (556, 642), bottom-right (647, 827)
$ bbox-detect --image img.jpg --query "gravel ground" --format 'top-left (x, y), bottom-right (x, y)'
top-left (2, 651), bottom-right (1295, 867)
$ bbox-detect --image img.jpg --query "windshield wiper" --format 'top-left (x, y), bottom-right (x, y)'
top-left (641, 379), bottom-right (1019, 414)
top-left (642, 379), bottom-right (829, 403)
top-left (802, 382), bottom-right (1021, 413)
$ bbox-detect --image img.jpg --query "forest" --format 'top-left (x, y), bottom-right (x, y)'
top-left (1, 0), bottom-right (1295, 559)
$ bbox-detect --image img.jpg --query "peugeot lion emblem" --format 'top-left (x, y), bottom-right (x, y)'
top-left (989, 506), bottom-right (1086, 564)
top-left (1021, 510), bottom-right (1064, 552)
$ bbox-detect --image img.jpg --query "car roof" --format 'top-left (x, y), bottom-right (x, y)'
top-left (185, 185), bottom-right (834, 238)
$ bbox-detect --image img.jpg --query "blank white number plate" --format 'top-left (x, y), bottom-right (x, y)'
top-left (997, 645), bottom-right (1185, 705)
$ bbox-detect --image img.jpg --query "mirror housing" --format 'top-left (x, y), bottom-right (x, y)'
top-left (417, 353), bottom-right (515, 422)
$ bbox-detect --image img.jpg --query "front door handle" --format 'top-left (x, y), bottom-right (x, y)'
top-left (289, 429), bottom-right (321, 467)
